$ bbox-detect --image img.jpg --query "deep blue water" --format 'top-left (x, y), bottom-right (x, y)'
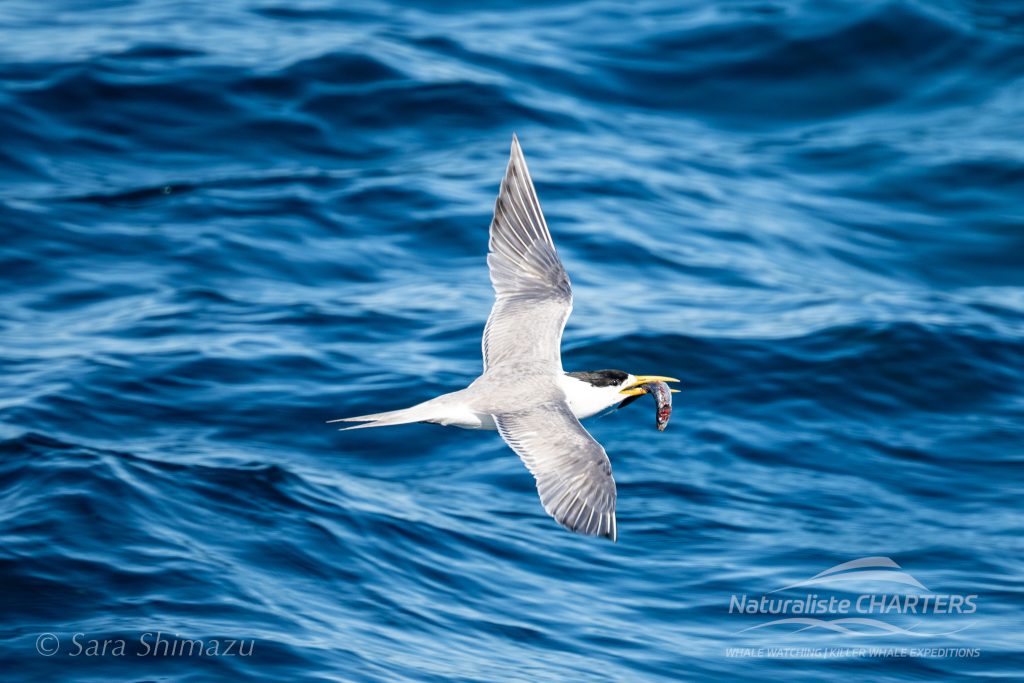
top-left (2, 0), bottom-right (1024, 680)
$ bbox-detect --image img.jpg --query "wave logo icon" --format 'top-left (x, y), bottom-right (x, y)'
top-left (738, 617), bottom-right (972, 637)
top-left (729, 556), bottom-right (977, 638)
top-left (770, 556), bottom-right (928, 594)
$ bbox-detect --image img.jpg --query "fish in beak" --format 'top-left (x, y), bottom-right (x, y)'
top-left (618, 375), bottom-right (680, 431)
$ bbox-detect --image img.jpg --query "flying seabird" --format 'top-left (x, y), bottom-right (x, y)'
top-left (331, 135), bottom-right (678, 541)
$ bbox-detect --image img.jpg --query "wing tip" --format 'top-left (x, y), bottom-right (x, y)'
top-left (589, 522), bottom-right (619, 543)
top-left (603, 512), bottom-right (619, 543)
top-left (510, 132), bottom-right (524, 160)
top-left (554, 508), bottom-right (618, 542)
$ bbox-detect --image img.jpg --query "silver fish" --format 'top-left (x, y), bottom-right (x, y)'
top-left (641, 381), bottom-right (673, 431)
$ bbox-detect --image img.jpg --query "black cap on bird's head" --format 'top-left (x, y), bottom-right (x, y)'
top-left (566, 369), bottom-right (630, 387)
top-left (567, 369), bottom-right (680, 406)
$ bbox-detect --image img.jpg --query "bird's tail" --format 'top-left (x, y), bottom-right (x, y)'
top-left (327, 398), bottom-right (442, 431)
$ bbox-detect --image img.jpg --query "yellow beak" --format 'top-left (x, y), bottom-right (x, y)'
top-left (619, 375), bottom-right (681, 396)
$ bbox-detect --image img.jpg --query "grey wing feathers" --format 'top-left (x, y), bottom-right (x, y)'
top-left (494, 402), bottom-right (618, 541)
top-left (483, 134), bottom-right (573, 370)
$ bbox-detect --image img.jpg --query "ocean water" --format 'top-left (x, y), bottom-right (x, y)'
top-left (2, 0), bottom-right (1023, 680)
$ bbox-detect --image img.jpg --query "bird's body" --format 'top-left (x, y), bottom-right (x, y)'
top-left (350, 370), bottom-right (635, 431)
top-left (332, 135), bottom-right (678, 541)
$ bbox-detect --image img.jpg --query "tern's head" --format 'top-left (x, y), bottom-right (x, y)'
top-left (562, 370), bottom-right (680, 418)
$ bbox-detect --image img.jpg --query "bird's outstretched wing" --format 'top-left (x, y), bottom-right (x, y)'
top-left (483, 134), bottom-right (572, 371)
top-left (494, 401), bottom-right (617, 541)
